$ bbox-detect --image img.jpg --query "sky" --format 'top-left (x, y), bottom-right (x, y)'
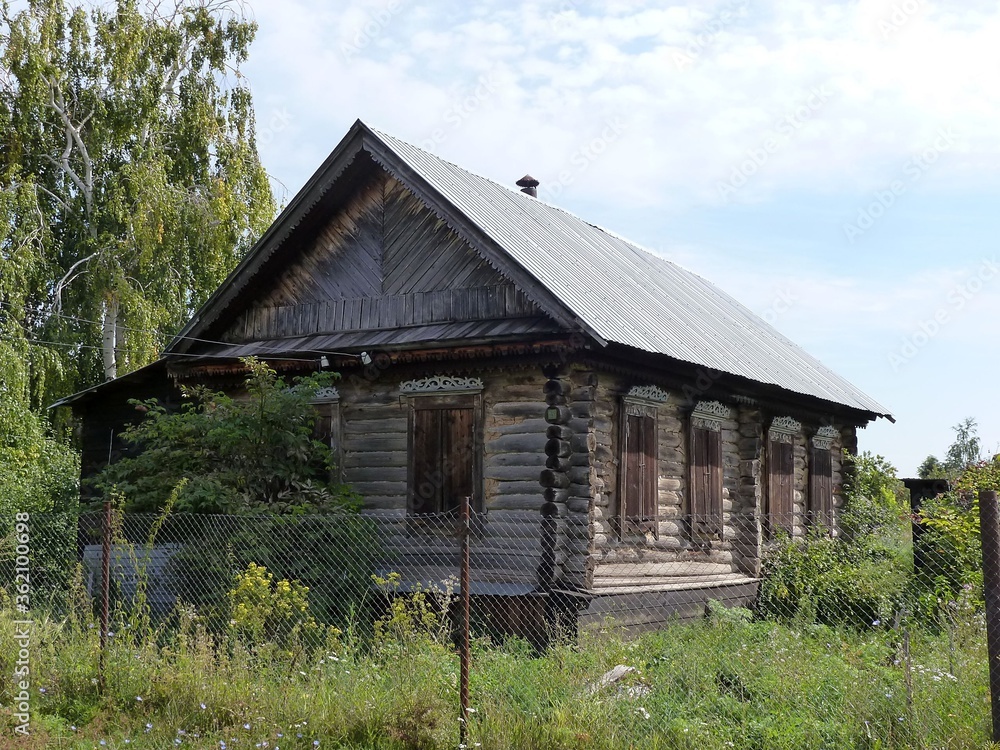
top-left (236, 0), bottom-right (1000, 476)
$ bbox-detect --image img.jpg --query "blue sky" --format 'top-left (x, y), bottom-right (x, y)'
top-left (239, 0), bottom-right (1000, 475)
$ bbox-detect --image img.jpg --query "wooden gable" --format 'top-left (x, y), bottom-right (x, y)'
top-left (220, 172), bottom-right (544, 344)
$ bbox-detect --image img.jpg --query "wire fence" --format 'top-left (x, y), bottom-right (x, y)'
top-left (0, 496), bottom-right (995, 748)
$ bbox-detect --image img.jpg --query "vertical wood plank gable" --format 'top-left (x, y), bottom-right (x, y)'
top-left (216, 174), bottom-right (553, 343)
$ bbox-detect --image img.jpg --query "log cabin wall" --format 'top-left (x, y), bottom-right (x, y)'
top-left (331, 364), bottom-right (550, 586)
top-left (833, 426), bottom-right (854, 529)
top-left (481, 367), bottom-right (549, 581)
top-left (562, 365), bottom-right (599, 590)
top-left (735, 404), bottom-right (765, 576)
top-left (763, 420), bottom-right (852, 541)
top-left (587, 371), bottom-right (744, 572)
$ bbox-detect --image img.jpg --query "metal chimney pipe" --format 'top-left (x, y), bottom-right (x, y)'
top-left (516, 174), bottom-right (539, 197)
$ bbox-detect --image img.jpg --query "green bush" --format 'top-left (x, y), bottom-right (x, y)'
top-left (758, 451), bottom-right (910, 629)
top-left (757, 531), bottom-right (908, 628)
top-left (93, 357), bottom-right (358, 514)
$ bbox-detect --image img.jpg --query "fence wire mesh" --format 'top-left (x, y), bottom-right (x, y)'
top-left (0, 500), bottom-right (993, 749)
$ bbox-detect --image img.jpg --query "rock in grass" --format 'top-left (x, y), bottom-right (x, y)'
top-left (588, 665), bottom-right (636, 693)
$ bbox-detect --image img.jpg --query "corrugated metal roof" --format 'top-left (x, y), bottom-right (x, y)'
top-left (367, 125), bottom-right (890, 417)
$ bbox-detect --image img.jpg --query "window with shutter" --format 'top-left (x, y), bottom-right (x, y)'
top-left (690, 425), bottom-right (723, 539)
top-left (767, 416), bottom-right (801, 535)
top-left (689, 401), bottom-right (728, 541)
top-left (619, 400), bottom-right (658, 537)
top-left (310, 389), bottom-right (341, 481)
top-left (408, 395), bottom-right (479, 515)
top-left (809, 447), bottom-right (833, 523)
top-left (809, 426), bottom-right (837, 529)
top-left (768, 439), bottom-right (794, 533)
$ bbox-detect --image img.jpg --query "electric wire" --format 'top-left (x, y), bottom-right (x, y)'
top-left (0, 301), bottom-right (362, 361)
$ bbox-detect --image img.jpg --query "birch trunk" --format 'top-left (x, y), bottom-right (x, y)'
top-left (102, 296), bottom-right (119, 380)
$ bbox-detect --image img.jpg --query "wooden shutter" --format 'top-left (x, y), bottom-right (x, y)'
top-left (768, 439), bottom-right (795, 533)
top-left (410, 403), bottom-right (474, 514)
top-left (690, 426), bottom-right (722, 539)
top-left (620, 407), bottom-right (658, 535)
top-left (442, 407), bottom-right (474, 512)
top-left (809, 446), bottom-right (833, 527)
top-left (411, 407), bottom-right (442, 514)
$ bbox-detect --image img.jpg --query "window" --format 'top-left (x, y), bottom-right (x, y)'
top-left (407, 394), bottom-right (480, 515)
top-left (768, 439), bottom-right (794, 533)
top-left (809, 426), bottom-right (837, 528)
top-left (767, 416), bottom-right (801, 535)
top-left (618, 400), bottom-right (658, 537)
top-left (310, 387), bottom-right (341, 481)
top-left (689, 401), bottom-right (728, 541)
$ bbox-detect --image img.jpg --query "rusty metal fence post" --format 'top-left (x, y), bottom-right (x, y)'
top-left (459, 494), bottom-right (471, 748)
top-left (980, 489), bottom-right (1000, 742)
top-left (99, 498), bottom-right (111, 692)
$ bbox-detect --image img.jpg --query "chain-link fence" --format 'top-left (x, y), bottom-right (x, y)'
top-left (0, 497), bottom-right (994, 748)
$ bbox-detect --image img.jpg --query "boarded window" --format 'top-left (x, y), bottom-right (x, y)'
top-left (689, 425), bottom-right (723, 539)
top-left (768, 439), bottom-right (795, 533)
top-left (409, 398), bottom-right (477, 515)
top-left (619, 401), bottom-right (658, 536)
top-left (809, 446), bottom-right (834, 527)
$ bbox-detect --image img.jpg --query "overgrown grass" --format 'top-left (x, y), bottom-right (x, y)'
top-left (0, 599), bottom-right (992, 749)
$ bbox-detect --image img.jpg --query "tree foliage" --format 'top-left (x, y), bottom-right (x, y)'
top-left (0, 348), bottom-right (79, 515)
top-left (840, 451), bottom-right (906, 541)
top-left (94, 358), bottom-right (359, 514)
top-left (1, 0), bottom-right (275, 392)
top-left (917, 454), bottom-right (948, 480)
top-left (918, 417), bottom-right (982, 480)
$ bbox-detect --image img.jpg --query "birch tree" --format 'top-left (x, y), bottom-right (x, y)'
top-left (1, 0), bottom-right (275, 388)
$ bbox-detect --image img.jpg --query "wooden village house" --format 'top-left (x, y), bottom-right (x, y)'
top-left (59, 120), bottom-right (893, 636)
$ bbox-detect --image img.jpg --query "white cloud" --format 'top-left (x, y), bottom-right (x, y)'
top-left (237, 0), bottom-right (1000, 473)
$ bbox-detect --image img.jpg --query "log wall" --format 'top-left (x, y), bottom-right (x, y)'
top-left (335, 366), bottom-right (549, 585)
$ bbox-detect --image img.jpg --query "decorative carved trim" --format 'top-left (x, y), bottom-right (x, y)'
top-left (769, 416), bottom-right (800, 444)
top-left (770, 416), bottom-right (802, 435)
top-left (691, 400), bottom-right (730, 432)
top-left (626, 385), bottom-right (670, 404)
top-left (693, 400), bottom-right (731, 420)
top-left (692, 415), bottom-right (721, 432)
top-left (310, 387), bottom-right (340, 403)
top-left (624, 401), bottom-right (658, 419)
top-left (400, 375), bottom-right (484, 394)
top-left (812, 425), bottom-right (838, 450)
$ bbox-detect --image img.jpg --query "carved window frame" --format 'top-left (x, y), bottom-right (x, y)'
top-left (401, 376), bottom-right (484, 517)
top-left (767, 416), bottom-right (801, 536)
top-left (688, 401), bottom-right (729, 542)
top-left (809, 425), bottom-right (838, 530)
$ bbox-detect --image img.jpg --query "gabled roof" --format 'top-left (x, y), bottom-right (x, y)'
top-left (167, 119), bottom-right (890, 419)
